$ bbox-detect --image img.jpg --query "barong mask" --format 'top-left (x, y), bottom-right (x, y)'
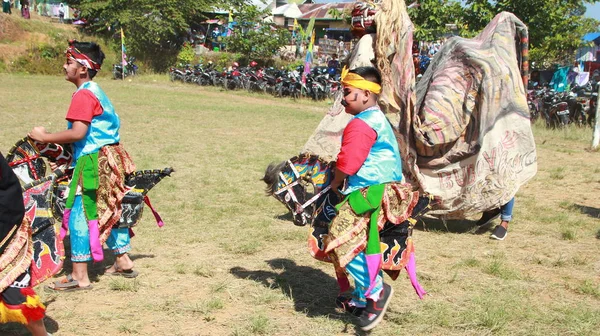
top-left (351, 1), bottom-right (381, 38)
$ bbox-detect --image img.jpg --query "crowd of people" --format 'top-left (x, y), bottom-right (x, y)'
top-left (2, 1), bottom-right (73, 23)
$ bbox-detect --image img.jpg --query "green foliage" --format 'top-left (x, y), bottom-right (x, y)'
top-left (408, 0), bottom-right (467, 41)
top-left (177, 43), bottom-right (195, 65)
top-left (461, 0), bottom-right (600, 67)
top-left (407, 0), bottom-right (600, 67)
top-left (223, 2), bottom-right (291, 60)
top-left (71, 0), bottom-right (212, 71)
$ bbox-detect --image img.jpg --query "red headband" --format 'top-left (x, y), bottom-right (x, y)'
top-left (66, 43), bottom-right (101, 71)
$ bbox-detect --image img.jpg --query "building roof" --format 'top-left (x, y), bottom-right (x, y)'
top-left (583, 32), bottom-right (600, 43)
top-left (272, 3), bottom-right (303, 18)
top-left (297, 3), bottom-right (353, 20)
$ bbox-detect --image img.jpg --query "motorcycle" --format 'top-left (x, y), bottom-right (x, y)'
top-left (543, 90), bottom-right (570, 128)
top-left (527, 89), bottom-right (539, 122)
top-left (112, 57), bottom-right (138, 80)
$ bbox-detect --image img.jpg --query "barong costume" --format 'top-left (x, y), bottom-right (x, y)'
top-left (302, 1), bottom-right (537, 219)
top-left (0, 153), bottom-right (45, 324)
top-left (61, 81), bottom-right (136, 262)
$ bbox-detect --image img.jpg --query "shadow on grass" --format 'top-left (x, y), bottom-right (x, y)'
top-left (417, 216), bottom-right (490, 234)
top-left (230, 258), bottom-right (352, 319)
top-left (60, 238), bottom-right (155, 280)
top-left (275, 212), bottom-right (294, 222)
top-left (572, 204), bottom-right (600, 219)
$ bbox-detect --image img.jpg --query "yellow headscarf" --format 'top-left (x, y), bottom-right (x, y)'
top-left (340, 66), bottom-right (382, 94)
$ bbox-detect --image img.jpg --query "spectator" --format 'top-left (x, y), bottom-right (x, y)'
top-left (58, 3), bottom-right (64, 23)
top-left (337, 36), bottom-right (345, 54)
top-left (327, 53), bottom-right (340, 76)
top-left (2, 0), bottom-right (11, 14)
top-left (20, 0), bottom-right (29, 19)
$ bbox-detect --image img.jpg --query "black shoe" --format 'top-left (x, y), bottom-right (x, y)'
top-left (335, 296), bottom-right (364, 317)
top-left (356, 283), bottom-right (394, 331)
top-left (490, 225), bottom-right (508, 240)
top-left (476, 208), bottom-right (501, 227)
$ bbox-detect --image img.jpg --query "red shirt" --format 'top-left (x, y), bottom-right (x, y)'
top-left (65, 89), bottom-right (103, 123)
top-left (336, 118), bottom-right (377, 175)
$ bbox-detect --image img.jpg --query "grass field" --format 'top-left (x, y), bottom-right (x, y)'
top-left (0, 73), bottom-right (599, 336)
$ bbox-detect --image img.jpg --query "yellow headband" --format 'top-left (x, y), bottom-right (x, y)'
top-left (340, 66), bottom-right (382, 94)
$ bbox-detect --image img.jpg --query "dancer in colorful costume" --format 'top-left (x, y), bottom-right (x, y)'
top-left (326, 66), bottom-right (400, 331)
top-left (0, 152), bottom-right (50, 335)
top-left (303, 0), bottom-right (536, 219)
top-left (29, 40), bottom-right (137, 291)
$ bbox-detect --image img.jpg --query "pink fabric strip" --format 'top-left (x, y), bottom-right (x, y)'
top-left (88, 219), bottom-right (104, 262)
top-left (405, 252), bottom-right (426, 299)
top-left (60, 209), bottom-right (71, 240)
top-left (364, 253), bottom-right (382, 297)
top-left (144, 195), bottom-right (164, 227)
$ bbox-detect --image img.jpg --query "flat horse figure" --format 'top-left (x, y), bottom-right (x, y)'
top-left (5, 137), bottom-right (173, 285)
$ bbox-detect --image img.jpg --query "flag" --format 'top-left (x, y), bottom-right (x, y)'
top-left (303, 30), bottom-right (315, 84)
top-left (120, 28), bottom-right (127, 67)
top-left (227, 11), bottom-right (233, 37)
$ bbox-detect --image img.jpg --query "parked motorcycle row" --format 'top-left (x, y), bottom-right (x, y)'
top-left (168, 63), bottom-right (341, 101)
top-left (527, 82), bottom-right (598, 128)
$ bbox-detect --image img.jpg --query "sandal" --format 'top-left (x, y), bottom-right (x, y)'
top-left (105, 266), bottom-right (138, 278)
top-left (46, 275), bottom-right (93, 292)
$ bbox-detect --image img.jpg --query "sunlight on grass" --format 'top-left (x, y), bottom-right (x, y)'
top-left (249, 314), bottom-right (270, 335)
top-left (108, 278), bottom-right (140, 292)
top-left (482, 260), bottom-right (521, 280)
top-left (549, 167), bottom-right (566, 180)
top-left (561, 228), bottom-right (577, 241)
top-left (575, 280), bottom-right (600, 299)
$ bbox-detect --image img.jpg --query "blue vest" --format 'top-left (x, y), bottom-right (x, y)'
top-left (344, 106), bottom-right (403, 194)
top-left (68, 81), bottom-right (120, 161)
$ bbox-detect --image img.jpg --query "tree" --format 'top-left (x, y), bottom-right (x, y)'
top-left (223, 1), bottom-right (291, 61)
top-left (462, 0), bottom-right (600, 68)
top-left (407, 0), bottom-right (467, 41)
top-left (327, 7), bottom-right (343, 20)
top-left (67, 0), bottom-right (212, 71)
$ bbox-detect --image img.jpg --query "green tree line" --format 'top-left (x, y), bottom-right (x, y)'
top-left (64, 0), bottom-right (600, 71)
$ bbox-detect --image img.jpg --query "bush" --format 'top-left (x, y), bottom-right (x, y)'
top-left (177, 43), bottom-right (195, 66)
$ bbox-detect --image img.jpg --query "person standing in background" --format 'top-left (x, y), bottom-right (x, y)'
top-left (20, 0), bottom-right (29, 19)
top-left (2, 0), bottom-right (11, 14)
top-left (58, 2), bottom-right (64, 23)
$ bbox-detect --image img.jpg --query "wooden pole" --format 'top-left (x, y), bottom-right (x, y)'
top-left (592, 83), bottom-right (600, 150)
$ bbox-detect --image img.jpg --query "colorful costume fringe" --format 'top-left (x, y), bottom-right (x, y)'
top-left (324, 182), bottom-right (433, 298)
top-left (61, 144), bottom-right (135, 262)
top-left (0, 152), bottom-right (45, 324)
top-left (0, 275), bottom-right (45, 324)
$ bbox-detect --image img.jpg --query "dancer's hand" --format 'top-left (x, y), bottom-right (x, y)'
top-left (28, 126), bottom-right (48, 142)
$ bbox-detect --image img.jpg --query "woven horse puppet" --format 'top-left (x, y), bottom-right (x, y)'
top-left (263, 153), bottom-right (435, 298)
top-left (6, 137), bottom-right (173, 285)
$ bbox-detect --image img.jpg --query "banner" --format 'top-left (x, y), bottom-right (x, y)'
top-left (120, 28), bottom-right (127, 67)
top-left (227, 11), bottom-right (234, 37)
